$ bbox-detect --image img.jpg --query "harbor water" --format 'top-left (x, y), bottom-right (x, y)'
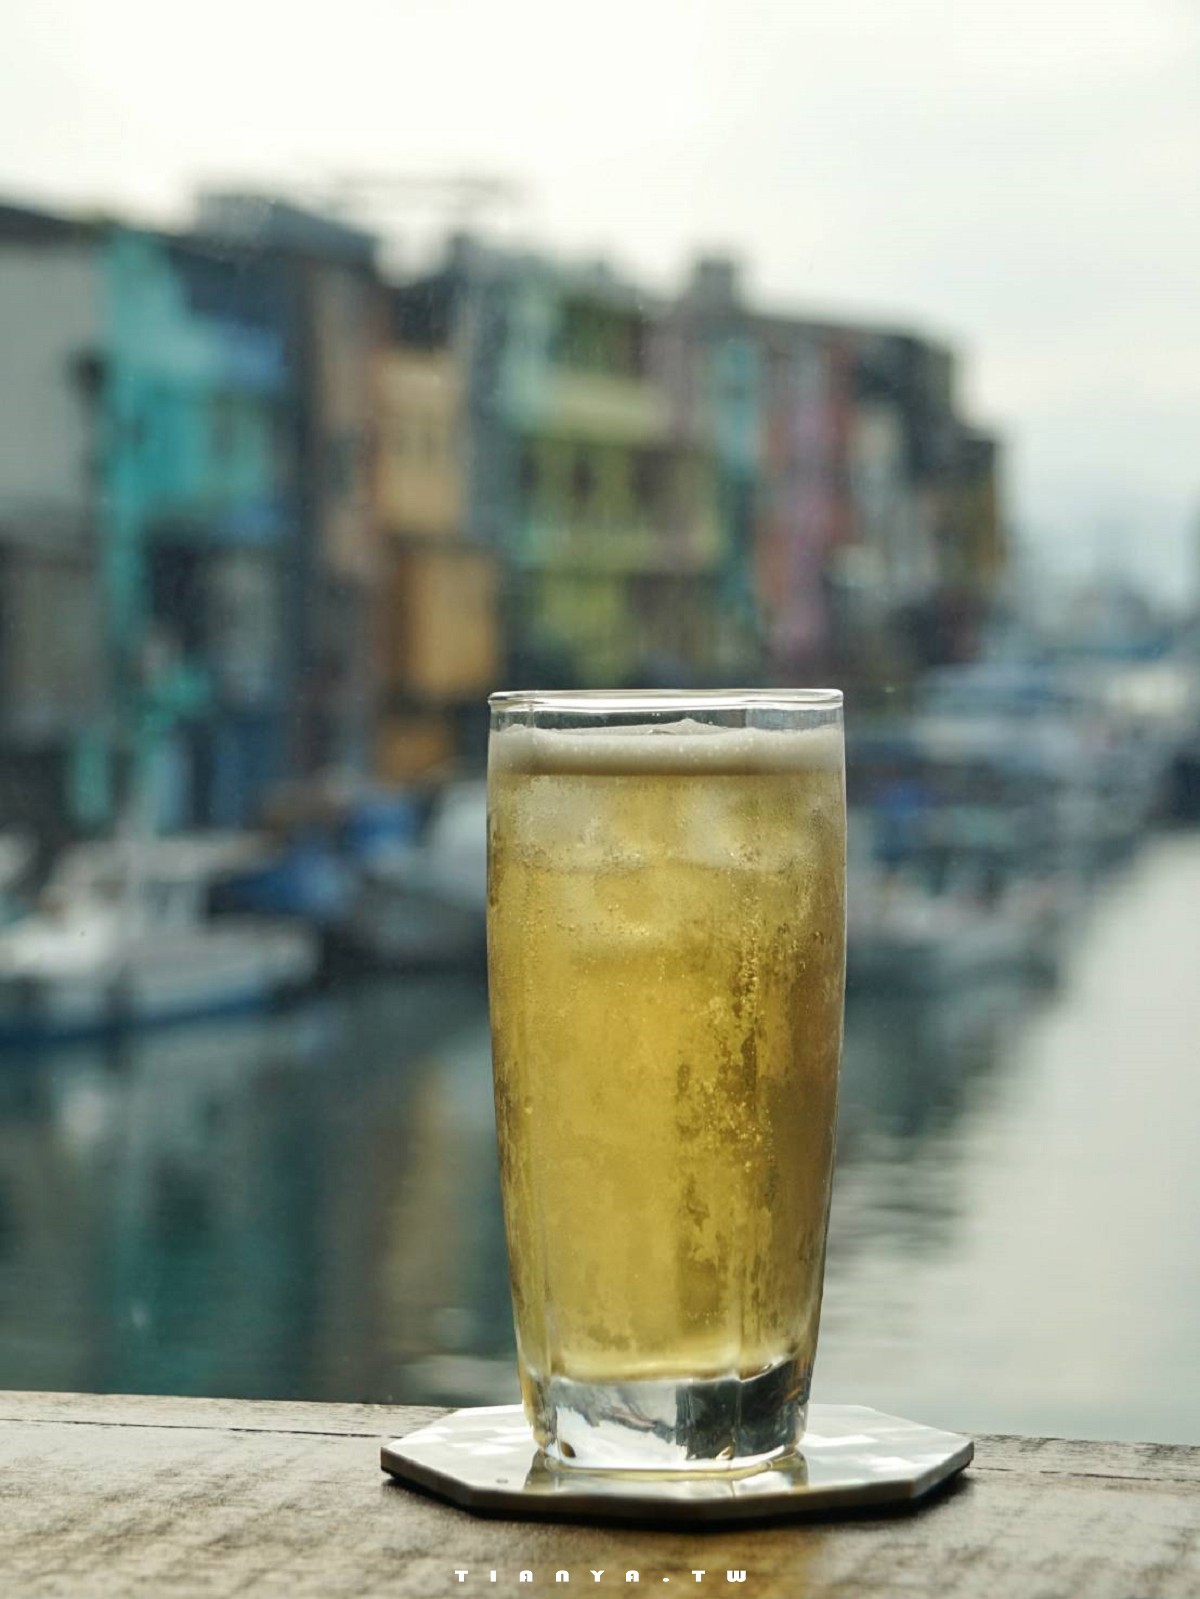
top-left (1, 830), bottom-right (1198, 1446)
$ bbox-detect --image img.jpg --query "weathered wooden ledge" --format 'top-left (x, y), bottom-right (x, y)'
top-left (0, 1391), bottom-right (1196, 1597)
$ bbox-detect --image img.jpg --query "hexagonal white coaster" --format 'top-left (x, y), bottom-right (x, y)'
top-left (381, 1404), bottom-right (973, 1524)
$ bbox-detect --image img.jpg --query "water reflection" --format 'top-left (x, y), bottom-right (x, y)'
top-left (2, 838), bottom-right (1199, 1443)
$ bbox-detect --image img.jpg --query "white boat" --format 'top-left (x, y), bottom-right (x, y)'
top-left (848, 865), bottom-right (1062, 992)
top-left (335, 782), bottom-right (488, 970)
top-left (0, 833), bottom-right (318, 1044)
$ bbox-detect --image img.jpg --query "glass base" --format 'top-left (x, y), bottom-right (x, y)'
top-left (527, 1358), bottom-right (808, 1472)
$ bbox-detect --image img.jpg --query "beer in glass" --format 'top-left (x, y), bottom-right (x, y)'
top-left (487, 690), bottom-right (845, 1470)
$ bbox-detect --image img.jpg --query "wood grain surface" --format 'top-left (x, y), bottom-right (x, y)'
top-left (0, 1392), bottom-right (1196, 1598)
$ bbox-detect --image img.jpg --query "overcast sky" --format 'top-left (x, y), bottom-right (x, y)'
top-left (6, 0), bottom-right (1198, 602)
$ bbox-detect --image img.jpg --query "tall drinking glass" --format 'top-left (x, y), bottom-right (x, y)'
top-left (487, 690), bottom-right (845, 1471)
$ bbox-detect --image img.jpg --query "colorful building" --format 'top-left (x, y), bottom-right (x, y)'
top-left (0, 194), bottom-right (1007, 842)
top-left (102, 225), bottom-right (295, 829)
top-left (194, 196), bottom-right (385, 780)
top-left (669, 258), bottom-right (1005, 695)
top-left (0, 206), bottom-right (296, 834)
top-left (660, 258), bottom-right (768, 679)
top-left (394, 243), bottom-right (728, 690)
top-left (502, 263), bottom-right (722, 685)
top-left (0, 194), bottom-right (396, 836)
top-left (383, 242), bottom-right (1006, 697)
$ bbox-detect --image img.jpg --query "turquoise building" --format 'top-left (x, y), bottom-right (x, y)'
top-left (99, 227), bottom-right (295, 830)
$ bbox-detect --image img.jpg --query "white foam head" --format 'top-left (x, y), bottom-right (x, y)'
top-left (490, 717), bottom-right (843, 777)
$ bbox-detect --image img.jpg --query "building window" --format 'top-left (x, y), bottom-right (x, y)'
top-left (632, 451), bottom-right (665, 516)
top-left (211, 394), bottom-right (238, 463)
top-left (518, 443), bottom-right (538, 502)
top-left (571, 453), bottom-right (595, 514)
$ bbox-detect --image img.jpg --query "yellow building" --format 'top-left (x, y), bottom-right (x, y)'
top-left (374, 343), bottom-right (498, 780)
top-left (377, 349), bottom-right (463, 539)
top-left (954, 430), bottom-right (1005, 590)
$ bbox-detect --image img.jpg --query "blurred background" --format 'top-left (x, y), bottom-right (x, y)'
top-left (1, 0), bottom-right (1199, 1446)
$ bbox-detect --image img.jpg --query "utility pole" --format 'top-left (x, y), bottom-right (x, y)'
top-left (299, 172), bottom-right (524, 272)
top-left (315, 172), bottom-right (522, 232)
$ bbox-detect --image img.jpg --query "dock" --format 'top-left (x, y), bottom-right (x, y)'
top-left (1, 1392), bottom-right (1197, 1596)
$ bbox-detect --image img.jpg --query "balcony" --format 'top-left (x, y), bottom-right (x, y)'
top-left (504, 366), bottom-right (669, 446)
top-left (516, 510), bottom-right (722, 575)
